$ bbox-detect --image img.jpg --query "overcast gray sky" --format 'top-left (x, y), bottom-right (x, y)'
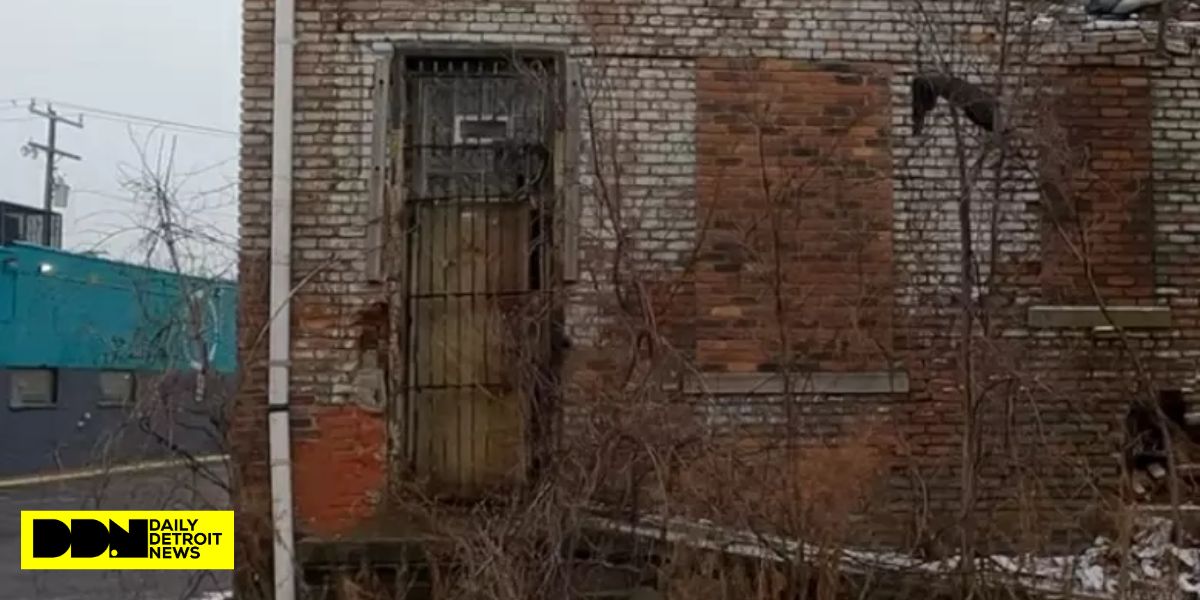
top-left (0, 0), bottom-right (240, 276)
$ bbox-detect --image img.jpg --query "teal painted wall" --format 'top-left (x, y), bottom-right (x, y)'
top-left (0, 243), bottom-right (237, 373)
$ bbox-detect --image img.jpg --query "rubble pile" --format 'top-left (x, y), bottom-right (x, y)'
top-left (986, 517), bottom-right (1200, 599)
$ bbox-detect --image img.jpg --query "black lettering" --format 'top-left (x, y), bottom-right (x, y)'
top-left (189, 546), bottom-right (200, 559)
top-left (149, 546), bottom-right (162, 559)
top-left (69, 520), bottom-right (107, 559)
top-left (192, 533), bottom-right (208, 545)
top-left (171, 546), bottom-right (190, 559)
top-left (107, 520), bottom-right (148, 558)
top-left (32, 520), bottom-right (71, 558)
top-left (180, 533), bottom-right (194, 546)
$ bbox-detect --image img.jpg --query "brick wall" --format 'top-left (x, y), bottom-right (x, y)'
top-left (694, 58), bottom-right (894, 373)
top-left (291, 405), bottom-right (386, 536)
top-left (237, 0), bottom-right (1200, 591)
top-left (1152, 61), bottom-right (1200, 381)
top-left (1041, 65), bottom-right (1156, 303)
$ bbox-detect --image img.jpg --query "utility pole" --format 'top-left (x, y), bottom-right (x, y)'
top-left (23, 102), bottom-right (83, 247)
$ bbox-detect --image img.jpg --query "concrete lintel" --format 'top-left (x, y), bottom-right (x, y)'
top-left (684, 371), bottom-right (910, 396)
top-left (1027, 305), bottom-right (1172, 329)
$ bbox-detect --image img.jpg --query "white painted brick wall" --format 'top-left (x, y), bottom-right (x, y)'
top-left (241, 0), bottom-right (1200, 412)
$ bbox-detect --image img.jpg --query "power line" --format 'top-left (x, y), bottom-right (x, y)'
top-left (80, 112), bottom-right (239, 138)
top-left (73, 189), bottom-right (135, 203)
top-left (6, 97), bottom-right (238, 138)
top-left (180, 154), bottom-right (239, 177)
top-left (51, 100), bottom-right (238, 138)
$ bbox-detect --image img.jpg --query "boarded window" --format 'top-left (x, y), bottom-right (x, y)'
top-left (397, 54), bottom-right (561, 495)
top-left (98, 371), bottom-right (136, 407)
top-left (10, 369), bottom-right (56, 408)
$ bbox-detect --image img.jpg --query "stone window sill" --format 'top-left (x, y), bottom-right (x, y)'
top-left (1026, 305), bottom-right (1171, 329)
top-left (683, 371), bottom-right (910, 395)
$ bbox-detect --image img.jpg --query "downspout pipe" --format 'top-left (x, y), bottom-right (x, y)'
top-left (268, 0), bottom-right (296, 598)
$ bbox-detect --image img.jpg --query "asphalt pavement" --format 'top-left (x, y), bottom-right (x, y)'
top-left (0, 463), bottom-right (232, 600)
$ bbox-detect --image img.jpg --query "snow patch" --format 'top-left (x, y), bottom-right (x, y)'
top-left (189, 593), bottom-right (233, 600)
top-left (586, 513), bottom-right (1200, 599)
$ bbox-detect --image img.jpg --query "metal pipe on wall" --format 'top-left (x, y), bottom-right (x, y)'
top-left (268, 0), bottom-right (296, 597)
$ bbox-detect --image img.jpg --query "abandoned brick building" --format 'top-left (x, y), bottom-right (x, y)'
top-left (235, 0), bottom-right (1200, 597)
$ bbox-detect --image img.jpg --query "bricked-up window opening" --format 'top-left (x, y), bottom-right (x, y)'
top-left (398, 54), bottom-right (562, 496)
top-left (1040, 66), bottom-right (1155, 303)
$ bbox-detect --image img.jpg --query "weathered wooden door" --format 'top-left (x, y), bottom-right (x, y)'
top-left (397, 55), bottom-right (557, 496)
